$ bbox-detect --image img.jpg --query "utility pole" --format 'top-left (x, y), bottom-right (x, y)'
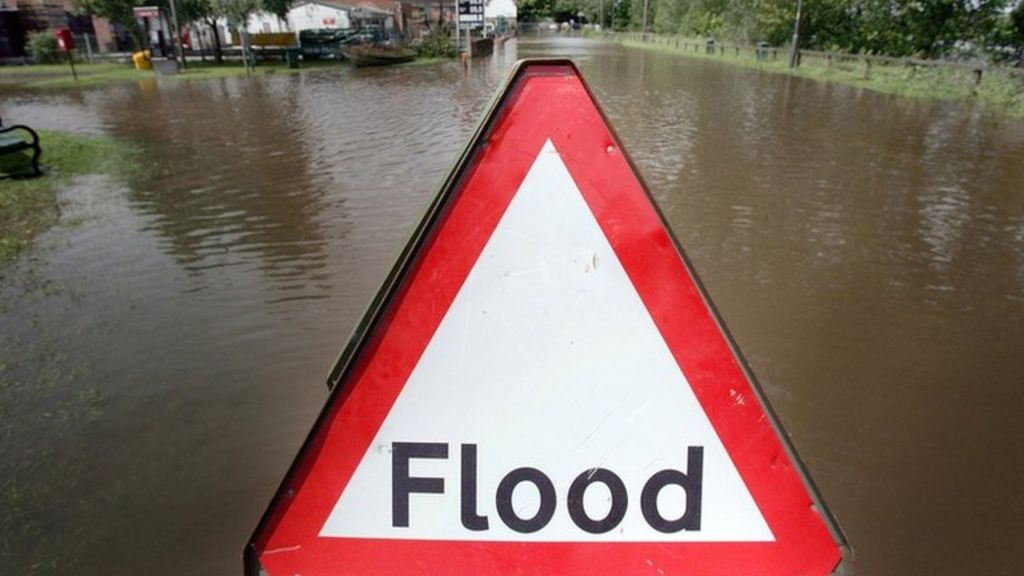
top-left (454, 0), bottom-right (460, 53)
top-left (788, 0), bottom-right (803, 68)
top-left (642, 0), bottom-right (649, 37)
top-left (168, 0), bottom-right (187, 69)
top-left (599, 0), bottom-right (604, 31)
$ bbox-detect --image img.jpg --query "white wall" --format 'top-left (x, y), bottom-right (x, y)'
top-left (288, 4), bottom-right (352, 32)
top-left (193, 16), bottom-right (286, 45)
top-left (245, 12), bottom-right (290, 34)
top-left (192, 4), bottom-right (355, 45)
top-left (485, 0), bottom-right (516, 19)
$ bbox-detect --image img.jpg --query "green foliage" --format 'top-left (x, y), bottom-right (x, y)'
top-left (582, 0), bottom-right (1019, 59)
top-left (74, 0), bottom-right (138, 29)
top-left (518, 0), bottom-right (555, 22)
top-left (178, 0), bottom-right (214, 23)
top-left (1010, 1), bottom-right (1024, 59)
top-left (411, 30), bottom-right (457, 59)
top-left (611, 0), bottom-right (632, 30)
top-left (261, 0), bottom-right (288, 20)
top-left (212, 0), bottom-right (261, 29)
top-left (25, 33), bottom-right (62, 65)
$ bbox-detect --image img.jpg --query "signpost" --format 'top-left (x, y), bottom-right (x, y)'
top-left (54, 29), bottom-right (77, 83)
top-left (132, 5), bottom-right (160, 19)
top-left (245, 60), bottom-right (847, 576)
top-left (458, 0), bottom-right (483, 55)
top-left (458, 0), bottom-right (484, 24)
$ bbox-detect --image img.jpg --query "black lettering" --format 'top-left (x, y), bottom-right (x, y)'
top-left (640, 446), bottom-right (704, 532)
top-left (392, 442), bottom-right (448, 528)
top-left (460, 444), bottom-right (489, 531)
top-left (495, 467), bottom-right (556, 533)
top-left (567, 468), bottom-right (628, 533)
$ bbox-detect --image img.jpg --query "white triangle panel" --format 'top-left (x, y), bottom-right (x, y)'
top-left (320, 141), bottom-right (773, 543)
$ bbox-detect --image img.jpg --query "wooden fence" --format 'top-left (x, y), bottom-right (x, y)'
top-left (606, 31), bottom-right (1024, 94)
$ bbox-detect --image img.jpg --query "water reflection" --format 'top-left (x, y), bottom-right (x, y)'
top-left (105, 80), bottom-right (334, 300)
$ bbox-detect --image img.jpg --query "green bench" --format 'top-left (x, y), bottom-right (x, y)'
top-left (0, 117), bottom-right (42, 178)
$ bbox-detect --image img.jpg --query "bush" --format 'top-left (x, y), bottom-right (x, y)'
top-left (411, 29), bottom-right (457, 59)
top-left (26, 32), bottom-right (62, 64)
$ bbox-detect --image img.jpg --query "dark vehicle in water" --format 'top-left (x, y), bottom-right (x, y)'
top-left (298, 28), bottom-right (350, 60)
top-left (344, 44), bottom-right (417, 67)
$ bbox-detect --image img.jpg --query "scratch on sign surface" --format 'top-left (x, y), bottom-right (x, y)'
top-left (262, 545), bottom-right (302, 556)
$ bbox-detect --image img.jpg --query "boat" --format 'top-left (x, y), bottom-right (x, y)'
top-left (345, 45), bottom-right (417, 68)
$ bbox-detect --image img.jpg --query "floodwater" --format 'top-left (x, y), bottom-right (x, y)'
top-left (1, 36), bottom-right (1023, 575)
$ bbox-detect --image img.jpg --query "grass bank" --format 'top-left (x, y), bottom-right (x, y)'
top-left (0, 59), bottom-right (348, 89)
top-left (0, 131), bottom-right (142, 263)
top-left (618, 36), bottom-right (1024, 119)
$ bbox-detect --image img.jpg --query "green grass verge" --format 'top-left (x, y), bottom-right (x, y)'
top-left (0, 59), bottom-right (350, 89)
top-left (619, 37), bottom-right (1024, 119)
top-left (0, 131), bottom-right (142, 263)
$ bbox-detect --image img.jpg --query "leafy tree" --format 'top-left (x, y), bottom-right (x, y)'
top-left (74, 0), bottom-right (142, 47)
top-left (611, 0), bottom-right (632, 30)
top-left (518, 0), bottom-right (555, 22)
top-left (551, 0), bottom-right (591, 23)
top-left (261, 0), bottom-right (288, 21)
top-left (212, 0), bottom-right (262, 68)
top-left (1009, 1), bottom-right (1024, 62)
top-left (178, 0), bottom-right (224, 63)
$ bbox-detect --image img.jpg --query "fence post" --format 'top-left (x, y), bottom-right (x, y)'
top-left (83, 34), bottom-right (94, 63)
top-left (906, 62), bottom-right (916, 79)
top-left (971, 68), bottom-right (983, 95)
top-left (864, 58), bottom-right (872, 79)
top-left (826, 53), bottom-right (832, 69)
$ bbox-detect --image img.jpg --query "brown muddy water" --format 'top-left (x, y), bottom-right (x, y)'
top-left (1, 37), bottom-right (1023, 575)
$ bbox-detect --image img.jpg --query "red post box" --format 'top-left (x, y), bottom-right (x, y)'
top-left (55, 29), bottom-right (75, 51)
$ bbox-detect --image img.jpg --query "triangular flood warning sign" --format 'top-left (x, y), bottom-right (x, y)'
top-left (246, 61), bottom-right (844, 576)
top-left (320, 141), bottom-right (772, 543)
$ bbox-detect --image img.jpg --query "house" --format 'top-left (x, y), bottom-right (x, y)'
top-left (193, 0), bottom-right (401, 48)
top-left (285, 0), bottom-right (355, 32)
top-left (0, 0), bottom-right (126, 56)
top-left (484, 0), bottom-right (516, 31)
top-left (243, 0), bottom-right (396, 33)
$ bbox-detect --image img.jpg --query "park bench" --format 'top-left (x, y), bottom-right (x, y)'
top-left (0, 117), bottom-right (42, 177)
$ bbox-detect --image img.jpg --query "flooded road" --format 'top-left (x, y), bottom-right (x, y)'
top-left (2, 37), bottom-right (1023, 575)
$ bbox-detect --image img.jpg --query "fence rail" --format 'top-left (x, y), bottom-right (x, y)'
top-left (605, 31), bottom-right (1024, 88)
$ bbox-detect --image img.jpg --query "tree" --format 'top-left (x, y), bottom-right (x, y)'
top-left (610, 0), bottom-right (632, 30)
top-left (261, 0), bottom-right (288, 21)
top-left (518, 0), bottom-right (555, 22)
top-left (74, 0), bottom-right (142, 47)
top-left (212, 0), bottom-right (262, 69)
top-left (1009, 1), bottom-right (1024, 62)
top-left (178, 0), bottom-right (224, 63)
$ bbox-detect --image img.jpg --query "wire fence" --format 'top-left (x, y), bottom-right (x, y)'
top-left (606, 31), bottom-right (1024, 95)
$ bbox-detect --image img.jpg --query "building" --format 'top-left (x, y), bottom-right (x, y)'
top-left (484, 0), bottom-right (516, 32)
top-left (0, 0), bottom-right (125, 57)
top-left (0, 5), bottom-right (26, 58)
top-left (284, 1), bottom-right (354, 32)
top-left (239, 0), bottom-right (400, 35)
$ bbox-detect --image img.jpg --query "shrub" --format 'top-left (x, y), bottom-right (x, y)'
top-left (411, 29), bottom-right (457, 59)
top-left (26, 32), bottom-right (62, 64)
